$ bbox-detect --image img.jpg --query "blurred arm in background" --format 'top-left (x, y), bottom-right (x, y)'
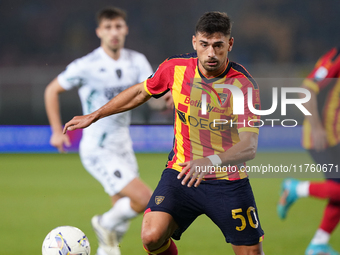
top-left (300, 84), bottom-right (327, 152)
top-left (44, 77), bottom-right (71, 153)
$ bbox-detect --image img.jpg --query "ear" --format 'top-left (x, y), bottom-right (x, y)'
top-left (192, 35), bottom-right (197, 51)
top-left (228, 37), bottom-right (234, 52)
top-left (95, 27), bottom-right (101, 39)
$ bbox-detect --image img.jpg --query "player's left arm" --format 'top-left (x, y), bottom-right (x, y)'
top-left (300, 84), bottom-right (327, 151)
top-left (219, 131), bottom-right (258, 165)
top-left (63, 82), bottom-right (151, 132)
top-left (178, 131), bottom-right (258, 187)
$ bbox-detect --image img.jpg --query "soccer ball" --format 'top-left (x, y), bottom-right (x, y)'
top-left (42, 226), bottom-right (91, 255)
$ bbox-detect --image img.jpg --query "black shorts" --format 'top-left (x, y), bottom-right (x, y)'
top-left (146, 168), bottom-right (264, 245)
top-left (308, 143), bottom-right (340, 182)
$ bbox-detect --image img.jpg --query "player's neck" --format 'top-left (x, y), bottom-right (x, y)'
top-left (101, 45), bottom-right (122, 60)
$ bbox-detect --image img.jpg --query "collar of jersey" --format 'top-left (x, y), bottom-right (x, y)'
top-left (197, 59), bottom-right (231, 84)
top-left (98, 46), bottom-right (124, 62)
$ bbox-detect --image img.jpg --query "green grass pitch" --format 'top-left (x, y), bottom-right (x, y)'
top-left (1, 152), bottom-right (339, 254)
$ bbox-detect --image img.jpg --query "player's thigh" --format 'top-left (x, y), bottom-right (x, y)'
top-left (145, 168), bottom-right (203, 241)
top-left (118, 177), bottom-right (152, 212)
top-left (205, 178), bottom-right (264, 246)
top-left (141, 211), bottom-right (178, 246)
top-left (232, 242), bottom-right (264, 255)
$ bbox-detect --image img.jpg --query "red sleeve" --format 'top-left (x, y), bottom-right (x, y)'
top-left (143, 59), bottom-right (174, 97)
top-left (304, 48), bottom-right (340, 93)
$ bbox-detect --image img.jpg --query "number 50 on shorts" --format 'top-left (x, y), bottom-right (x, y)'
top-left (232, 207), bottom-right (259, 231)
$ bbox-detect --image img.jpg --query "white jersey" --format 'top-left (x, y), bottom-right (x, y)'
top-left (58, 47), bottom-right (153, 144)
top-left (58, 47), bottom-right (152, 195)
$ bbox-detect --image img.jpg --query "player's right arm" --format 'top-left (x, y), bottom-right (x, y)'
top-left (45, 77), bottom-right (71, 152)
top-left (64, 56), bottom-right (171, 133)
top-left (63, 82), bottom-right (151, 133)
top-left (64, 56), bottom-right (172, 133)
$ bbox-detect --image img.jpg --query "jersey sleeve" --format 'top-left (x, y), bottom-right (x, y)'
top-left (237, 78), bottom-right (261, 134)
top-left (135, 53), bottom-right (153, 83)
top-left (143, 59), bottom-right (173, 98)
top-left (303, 47), bottom-right (340, 94)
top-left (57, 59), bottom-right (87, 90)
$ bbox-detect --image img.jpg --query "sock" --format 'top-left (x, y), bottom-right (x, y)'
top-left (319, 200), bottom-right (340, 234)
top-left (311, 229), bottom-right (330, 245)
top-left (309, 180), bottom-right (340, 201)
top-left (115, 220), bottom-right (130, 242)
top-left (96, 247), bottom-right (108, 255)
top-left (144, 239), bottom-right (178, 255)
top-left (100, 197), bottom-right (138, 231)
top-left (115, 220), bottom-right (130, 233)
top-left (296, 181), bottom-right (310, 197)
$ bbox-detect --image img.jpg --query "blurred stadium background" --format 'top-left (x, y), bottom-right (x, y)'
top-left (1, 0), bottom-right (340, 254)
top-left (1, 0), bottom-right (340, 126)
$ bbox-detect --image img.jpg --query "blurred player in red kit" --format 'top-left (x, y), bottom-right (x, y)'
top-left (278, 47), bottom-right (340, 255)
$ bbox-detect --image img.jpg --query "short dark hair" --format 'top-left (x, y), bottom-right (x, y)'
top-left (96, 7), bottom-right (127, 25)
top-left (195, 12), bottom-right (232, 37)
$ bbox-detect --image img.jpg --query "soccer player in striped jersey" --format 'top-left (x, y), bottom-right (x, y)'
top-left (64, 12), bottom-right (265, 255)
top-left (45, 7), bottom-right (154, 255)
top-left (278, 48), bottom-right (340, 255)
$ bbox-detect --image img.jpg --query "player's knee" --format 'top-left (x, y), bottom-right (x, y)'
top-left (247, 245), bottom-right (263, 255)
top-left (233, 243), bottom-right (263, 255)
top-left (250, 250), bottom-right (263, 255)
top-left (141, 227), bottom-right (163, 250)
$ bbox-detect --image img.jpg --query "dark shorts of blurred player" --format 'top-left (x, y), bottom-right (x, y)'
top-left (145, 168), bottom-right (264, 245)
top-left (308, 143), bottom-right (340, 182)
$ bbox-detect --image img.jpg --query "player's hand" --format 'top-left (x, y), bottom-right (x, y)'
top-left (63, 114), bottom-right (97, 134)
top-left (50, 132), bottom-right (71, 153)
top-left (177, 157), bottom-right (213, 187)
top-left (311, 126), bottom-right (328, 152)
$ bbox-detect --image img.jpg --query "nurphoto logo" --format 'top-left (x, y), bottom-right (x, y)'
top-left (200, 84), bottom-right (311, 128)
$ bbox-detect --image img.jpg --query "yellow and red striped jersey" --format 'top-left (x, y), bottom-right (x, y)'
top-left (144, 52), bottom-right (261, 180)
top-left (302, 47), bottom-right (340, 149)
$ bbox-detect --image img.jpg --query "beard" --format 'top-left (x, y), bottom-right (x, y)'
top-left (201, 58), bottom-right (221, 72)
top-left (106, 37), bottom-right (123, 52)
top-left (108, 43), bottom-right (121, 52)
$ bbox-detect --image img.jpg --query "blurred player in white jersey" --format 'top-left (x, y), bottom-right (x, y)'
top-left (45, 7), bottom-right (153, 255)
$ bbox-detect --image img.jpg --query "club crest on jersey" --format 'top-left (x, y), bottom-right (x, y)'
top-left (218, 93), bottom-right (228, 105)
top-left (114, 170), bottom-right (122, 178)
top-left (155, 196), bottom-right (165, 205)
top-left (116, 69), bottom-right (122, 79)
